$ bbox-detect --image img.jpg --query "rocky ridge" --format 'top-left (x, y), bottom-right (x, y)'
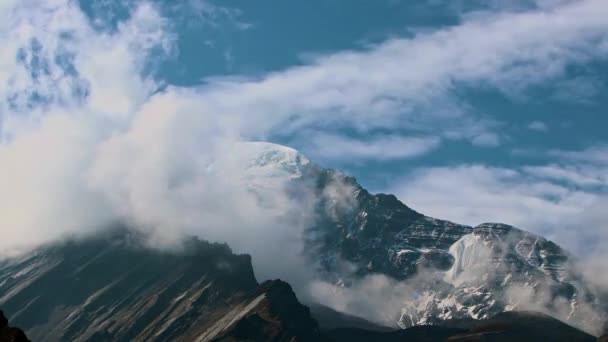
top-left (0, 228), bottom-right (323, 341)
top-left (0, 311), bottom-right (29, 342)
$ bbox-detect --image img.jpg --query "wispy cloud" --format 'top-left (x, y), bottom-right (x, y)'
top-left (180, 0), bottom-right (608, 157)
top-left (471, 132), bottom-right (501, 147)
top-left (550, 76), bottom-right (603, 105)
top-left (550, 145), bottom-right (608, 165)
top-left (527, 120), bottom-right (548, 132)
top-left (391, 146), bottom-right (608, 257)
top-left (302, 133), bottom-right (440, 162)
top-left (394, 165), bottom-right (593, 231)
top-left (391, 152), bottom-right (608, 297)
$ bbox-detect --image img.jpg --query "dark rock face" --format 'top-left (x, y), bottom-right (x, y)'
top-left (211, 280), bottom-right (322, 342)
top-left (0, 229), bottom-right (260, 341)
top-left (308, 304), bottom-right (394, 333)
top-left (446, 312), bottom-right (596, 342)
top-left (306, 171), bottom-right (606, 332)
top-left (309, 171), bottom-right (472, 291)
top-left (0, 311), bottom-right (29, 342)
top-left (310, 171), bottom-right (472, 282)
top-left (0, 230), bottom-right (321, 342)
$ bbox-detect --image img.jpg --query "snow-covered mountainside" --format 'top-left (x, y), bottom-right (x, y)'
top-left (396, 223), bottom-right (605, 332)
top-left (233, 143), bottom-right (606, 333)
top-left (303, 167), bottom-right (607, 334)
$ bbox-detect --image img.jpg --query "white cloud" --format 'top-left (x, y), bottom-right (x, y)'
top-left (394, 165), bottom-right (592, 230)
top-left (551, 76), bottom-right (602, 104)
top-left (303, 133), bottom-right (440, 162)
top-left (471, 132), bottom-right (500, 147)
top-left (150, 0), bottom-right (608, 149)
top-left (550, 145), bottom-right (608, 165)
top-left (0, 0), bottom-right (170, 253)
top-left (527, 120), bottom-right (548, 132)
top-left (2, 0), bottom-right (608, 145)
top-left (391, 157), bottom-right (608, 257)
top-left (523, 164), bottom-right (608, 187)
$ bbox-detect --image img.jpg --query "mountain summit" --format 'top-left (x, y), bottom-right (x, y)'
top-left (235, 143), bottom-right (607, 333)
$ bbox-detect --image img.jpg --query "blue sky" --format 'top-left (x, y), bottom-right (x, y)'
top-left (0, 0), bottom-right (607, 258)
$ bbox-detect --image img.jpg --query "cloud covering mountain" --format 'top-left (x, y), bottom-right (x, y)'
top-left (0, 0), bottom-right (607, 335)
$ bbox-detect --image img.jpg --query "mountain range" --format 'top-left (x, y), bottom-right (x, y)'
top-left (0, 142), bottom-right (606, 341)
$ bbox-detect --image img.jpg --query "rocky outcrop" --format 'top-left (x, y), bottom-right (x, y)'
top-left (0, 311), bottom-right (29, 342)
top-left (207, 280), bottom-right (322, 342)
top-left (0, 229), bottom-right (259, 341)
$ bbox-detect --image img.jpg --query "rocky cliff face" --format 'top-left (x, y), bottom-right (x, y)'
top-left (0, 229), bottom-right (322, 342)
top-left (0, 311), bottom-right (29, 342)
top-left (207, 280), bottom-right (322, 342)
top-left (304, 161), bottom-right (606, 333)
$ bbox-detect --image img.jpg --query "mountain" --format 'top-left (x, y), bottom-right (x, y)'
top-left (326, 311), bottom-right (597, 342)
top-left (296, 154), bottom-right (607, 333)
top-left (0, 230), bottom-right (321, 341)
top-left (237, 142), bottom-right (606, 333)
top-left (0, 142), bottom-right (606, 338)
top-left (208, 279), bottom-right (322, 342)
top-left (307, 304), bottom-right (394, 333)
top-left (0, 230), bottom-right (599, 342)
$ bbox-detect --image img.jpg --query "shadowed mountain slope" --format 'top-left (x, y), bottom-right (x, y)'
top-left (0, 311), bottom-right (29, 342)
top-left (0, 230), bottom-right (319, 341)
top-left (325, 311), bottom-right (596, 342)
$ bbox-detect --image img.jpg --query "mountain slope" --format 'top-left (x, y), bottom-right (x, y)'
top-left (308, 168), bottom-right (607, 332)
top-left (207, 280), bottom-right (322, 342)
top-left (202, 142), bottom-right (608, 333)
top-left (239, 143), bottom-right (605, 333)
top-left (0, 229), bottom-right (319, 341)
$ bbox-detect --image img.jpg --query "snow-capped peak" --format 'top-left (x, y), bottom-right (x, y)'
top-left (240, 141), bottom-right (310, 176)
top-left (239, 141), bottom-right (310, 168)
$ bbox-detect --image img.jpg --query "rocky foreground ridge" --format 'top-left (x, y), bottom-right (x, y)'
top-left (0, 311), bottom-right (29, 342)
top-left (0, 229), bottom-right (312, 341)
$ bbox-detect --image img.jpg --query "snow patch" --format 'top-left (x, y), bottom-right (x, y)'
top-left (444, 234), bottom-right (493, 286)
